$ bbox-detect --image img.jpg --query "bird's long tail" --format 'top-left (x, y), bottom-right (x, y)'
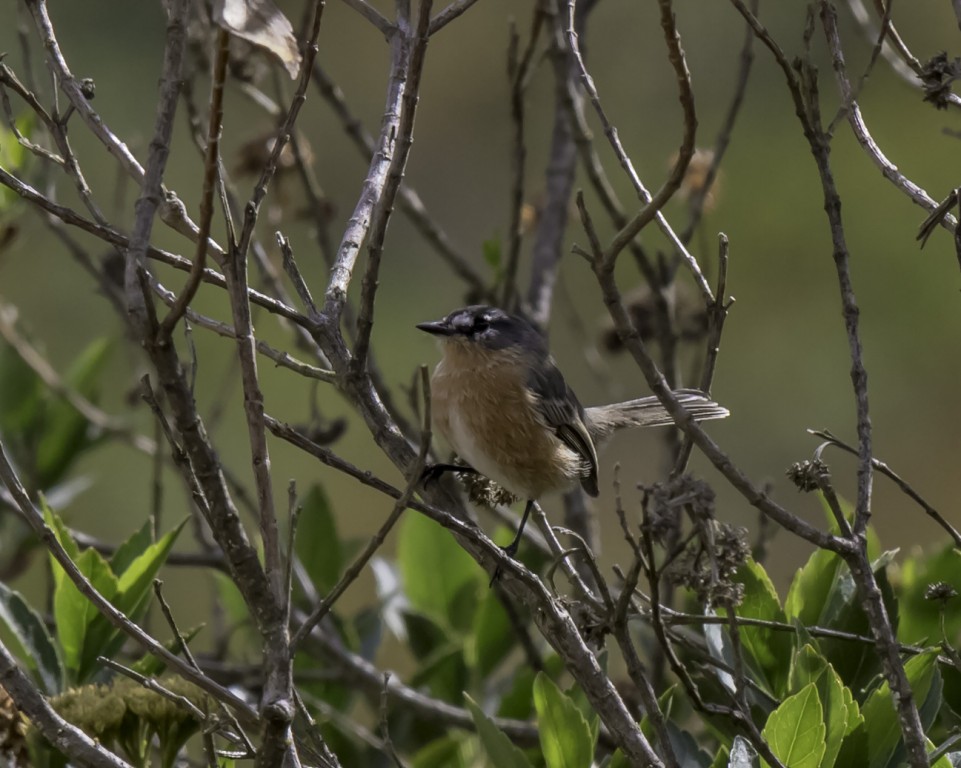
top-left (585, 389), bottom-right (729, 442)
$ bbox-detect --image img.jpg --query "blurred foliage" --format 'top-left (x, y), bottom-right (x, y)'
top-left (2, 1), bottom-right (961, 766)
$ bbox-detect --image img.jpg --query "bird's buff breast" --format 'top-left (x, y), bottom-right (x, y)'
top-left (430, 345), bottom-right (581, 499)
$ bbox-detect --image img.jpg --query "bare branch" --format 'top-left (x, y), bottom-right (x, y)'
top-left (352, 0), bottom-right (434, 374)
top-left (161, 27), bottom-right (230, 336)
top-left (428, 0), bottom-right (483, 35)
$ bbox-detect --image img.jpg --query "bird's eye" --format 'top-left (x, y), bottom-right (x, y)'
top-left (472, 317), bottom-right (489, 333)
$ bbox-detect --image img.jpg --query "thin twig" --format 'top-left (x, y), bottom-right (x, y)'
top-left (380, 673), bottom-right (407, 768)
top-left (161, 26), bottom-right (230, 336)
top-left (809, 428), bottom-right (961, 548)
top-left (311, 62), bottom-right (491, 299)
top-left (428, 0), bottom-right (483, 35)
top-left (352, 0), bottom-right (434, 375)
top-left (291, 366), bottom-right (433, 650)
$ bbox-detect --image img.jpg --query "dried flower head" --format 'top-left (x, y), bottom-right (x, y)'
top-left (786, 459), bottom-right (829, 492)
top-left (920, 52), bottom-right (961, 110)
top-left (665, 521), bottom-right (750, 608)
top-left (640, 475), bottom-right (717, 550)
top-left (925, 581), bottom-right (959, 604)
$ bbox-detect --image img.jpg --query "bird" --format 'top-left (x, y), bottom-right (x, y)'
top-left (417, 305), bottom-right (729, 569)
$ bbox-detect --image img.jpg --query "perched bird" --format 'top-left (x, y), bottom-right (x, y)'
top-left (417, 305), bottom-right (729, 566)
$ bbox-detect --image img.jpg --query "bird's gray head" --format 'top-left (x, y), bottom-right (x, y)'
top-left (416, 305), bottom-right (545, 353)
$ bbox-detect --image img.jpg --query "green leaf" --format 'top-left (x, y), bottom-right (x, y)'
top-left (790, 645), bottom-right (852, 768)
top-left (398, 512), bottom-right (479, 632)
top-left (295, 484), bottom-right (343, 593)
top-left (760, 683), bottom-right (826, 768)
top-left (858, 649), bottom-right (940, 768)
top-left (53, 546), bottom-right (118, 683)
top-left (533, 672), bottom-right (593, 768)
top-left (79, 518), bottom-right (187, 680)
top-left (42, 496), bottom-right (80, 568)
top-left (817, 553), bottom-right (898, 691)
top-left (785, 547), bottom-right (844, 627)
top-left (0, 582), bottom-right (64, 694)
top-left (36, 338), bottom-right (112, 488)
top-left (733, 558), bottom-right (791, 696)
top-left (465, 693), bottom-right (533, 768)
top-left (468, 586), bottom-right (514, 678)
top-left (110, 518), bottom-right (154, 575)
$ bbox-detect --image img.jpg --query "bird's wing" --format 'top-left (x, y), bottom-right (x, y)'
top-left (527, 357), bottom-right (599, 497)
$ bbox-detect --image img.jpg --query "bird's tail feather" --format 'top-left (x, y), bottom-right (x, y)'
top-left (585, 389), bottom-right (729, 441)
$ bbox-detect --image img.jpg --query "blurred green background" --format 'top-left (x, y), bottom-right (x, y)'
top-left (1, 0), bottom-right (960, 623)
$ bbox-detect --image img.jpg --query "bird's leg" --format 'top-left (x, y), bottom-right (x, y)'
top-left (420, 462), bottom-right (478, 486)
top-left (490, 499), bottom-right (534, 586)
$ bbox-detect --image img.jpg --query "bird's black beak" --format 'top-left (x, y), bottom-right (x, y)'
top-left (416, 319), bottom-right (455, 336)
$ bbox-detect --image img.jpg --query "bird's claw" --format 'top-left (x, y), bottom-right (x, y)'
top-left (489, 543), bottom-right (519, 587)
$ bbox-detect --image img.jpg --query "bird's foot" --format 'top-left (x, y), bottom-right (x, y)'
top-left (489, 542), bottom-right (520, 587)
top-left (420, 462), bottom-right (477, 487)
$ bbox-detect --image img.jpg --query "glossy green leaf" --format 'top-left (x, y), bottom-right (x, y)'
top-left (734, 558), bottom-right (792, 696)
top-left (790, 644), bottom-right (852, 768)
top-left (109, 518), bottom-right (153, 575)
top-left (465, 693), bottom-right (533, 768)
top-left (79, 518), bottom-right (187, 680)
top-left (0, 582), bottom-right (63, 694)
top-left (533, 672), bottom-right (593, 768)
top-left (53, 546), bottom-right (118, 683)
top-left (42, 496), bottom-right (80, 569)
top-left (295, 484), bottom-right (342, 593)
top-left (785, 547), bottom-right (844, 627)
top-left (817, 553), bottom-right (898, 691)
top-left (760, 683), bottom-right (825, 768)
top-left (398, 512), bottom-right (479, 632)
